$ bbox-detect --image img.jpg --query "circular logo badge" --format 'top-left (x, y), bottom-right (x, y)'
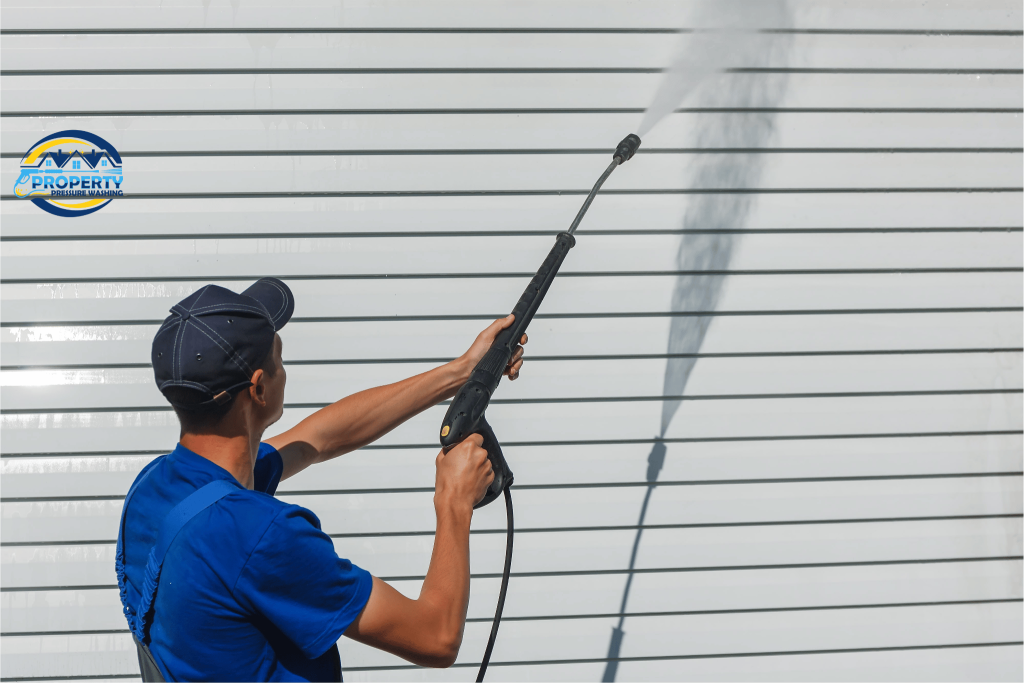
top-left (13, 130), bottom-right (124, 217)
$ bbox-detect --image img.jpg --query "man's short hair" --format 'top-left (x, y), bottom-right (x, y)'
top-left (168, 346), bottom-right (278, 435)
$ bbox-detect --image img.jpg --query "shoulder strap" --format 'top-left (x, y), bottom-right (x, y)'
top-left (152, 479), bottom-right (239, 565)
top-left (123, 478), bottom-right (240, 644)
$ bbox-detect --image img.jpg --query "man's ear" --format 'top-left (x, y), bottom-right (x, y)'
top-left (249, 368), bottom-right (266, 406)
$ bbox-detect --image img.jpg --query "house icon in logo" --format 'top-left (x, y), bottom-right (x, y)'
top-left (27, 148), bottom-right (122, 173)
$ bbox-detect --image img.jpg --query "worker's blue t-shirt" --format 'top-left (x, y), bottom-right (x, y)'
top-left (118, 443), bottom-right (373, 682)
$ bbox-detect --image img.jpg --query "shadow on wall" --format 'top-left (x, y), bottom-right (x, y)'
top-left (601, 3), bottom-right (793, 680)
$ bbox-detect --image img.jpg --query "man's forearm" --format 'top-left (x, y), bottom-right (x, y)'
top-left (343, 497), bottom-right (474, 668)
top-left (418, 497), bottom-right (473, 659)
top-left (271, 358), bottom-right (471, 469)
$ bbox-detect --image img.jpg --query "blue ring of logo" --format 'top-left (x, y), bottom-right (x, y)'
top-left (15, 130), bottom-right (124, 218)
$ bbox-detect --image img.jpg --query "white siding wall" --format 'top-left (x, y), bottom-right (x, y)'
top-left (1, 1), bottom-right (1022, 680)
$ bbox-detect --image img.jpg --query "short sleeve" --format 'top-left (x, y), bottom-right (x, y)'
top-left (232, 505), bottom-right (373, 659)
top-left (253, 442), bottom-right (284, 495)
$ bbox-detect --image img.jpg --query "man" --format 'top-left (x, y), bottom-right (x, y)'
top-left (116, 277), bottom-right (526, 681)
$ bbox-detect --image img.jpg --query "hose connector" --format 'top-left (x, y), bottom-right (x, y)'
top-left (613, 133), bottom-right (642, 164)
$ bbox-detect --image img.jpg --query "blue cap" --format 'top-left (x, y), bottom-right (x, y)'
top-left (153, 278), bottom-right (294, 409)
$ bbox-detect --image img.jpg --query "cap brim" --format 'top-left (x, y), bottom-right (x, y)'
top-left (241, 277), bottom-right (295, 331)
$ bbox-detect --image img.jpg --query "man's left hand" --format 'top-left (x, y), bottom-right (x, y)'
top-left (459, 315), bottom-right (528, 381)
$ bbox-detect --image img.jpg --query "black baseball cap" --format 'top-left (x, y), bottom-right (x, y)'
top-left (153, 278), bottom-right (294, 409)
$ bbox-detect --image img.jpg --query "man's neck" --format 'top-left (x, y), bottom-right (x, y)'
top-left (180, 431), bottom-right (261, 489)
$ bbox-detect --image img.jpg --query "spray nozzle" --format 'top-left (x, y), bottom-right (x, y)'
top-left (613, 134), bottom-right (642, 164)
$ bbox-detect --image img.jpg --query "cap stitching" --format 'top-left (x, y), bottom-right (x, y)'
top-left (187, 303), bottom-right (270, 316)
top-left (159, 379), bottom-right (213, 392)
top-left (259, 279), bottom-right (289, 321)
top-left (187, 318), bottom-right (252, 375)
top-left (153, 317), bottom-right (180, 366)
top-left (188, 287), bottom-right (213, 311)
top-left (172, 313), bottom-right (187, 384)
top-left (246, 298), bottom-right (273, 323)
top-left (172, 299), bottom-right (198, 384)
top-left (155, 316), bottom-right (179, 337)
top-left (188, 316), bottom-right (256, 376)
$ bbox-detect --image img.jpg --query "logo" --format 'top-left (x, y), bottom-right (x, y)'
top-left (13, 130), bottom-right (124, 217)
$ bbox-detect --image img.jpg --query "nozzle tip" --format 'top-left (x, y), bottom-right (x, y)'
top-left (613, 134), bottom-right (642, 164)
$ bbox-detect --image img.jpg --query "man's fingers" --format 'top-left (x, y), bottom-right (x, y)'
top-left (466, 433), bottom-right (485, 447)
top-left (489, 314), bottom-right (515, 333)
top-left (476, 315), bottom-right (513, 344)
top-left (503, 345), bottom-right (524, 372)
top-left (520, 333), bottom-right (528, 345)
top-left (505, 346), bottom-right (524, 378)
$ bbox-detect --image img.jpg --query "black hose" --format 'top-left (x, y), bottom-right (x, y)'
top-left (476, 486), bottom-right (514, 682)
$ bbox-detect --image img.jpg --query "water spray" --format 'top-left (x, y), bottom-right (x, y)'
top-left (601, 3), bottom-right (793, 678)
top-left (440, 133), bottom-right (641, 681)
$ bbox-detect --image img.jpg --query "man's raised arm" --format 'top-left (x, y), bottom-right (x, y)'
top-left (267, 315), bottom-right (526, 481)
top-left (341, 433), bottom-right (492, 667)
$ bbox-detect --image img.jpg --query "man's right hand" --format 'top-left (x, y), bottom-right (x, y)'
top-left (434, 434), bottom-right (494, 510)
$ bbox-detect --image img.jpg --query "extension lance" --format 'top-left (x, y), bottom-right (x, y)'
top-left (439, 133), bottom-right (641, 681)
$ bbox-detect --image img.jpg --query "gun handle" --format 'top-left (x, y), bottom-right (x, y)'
top-left (499, 231), bottom-right (576, 354)
top-left (443, 415), bottom-right (513, 510)
top-left (439, 231), bottom-right (573, 510)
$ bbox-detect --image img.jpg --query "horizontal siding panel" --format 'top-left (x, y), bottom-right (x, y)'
top-left (4, 560), bottom-right (1021, 634)
top-left (406, 603), bottom-right (1024, 667)
top-left (2, 350), bottom-right (1020, 412)
top-left (1, 391), bottom-right (1020, 457)
top-left (298, 486), bottom-right (1024, 548)
top-left (0, 0), bottom-right (1019, 31)
top-left (5, 153), bottom-right (1022, 195)
top-left (3, 434), bottom-right (1022, 499)
top-left (3, 194), bottom-right (1020, 240)
top-left (3, 275), bottom-right (1022, 327)
top-left (2, 588), bottom-right (130, 634)
top-left (2, 112), bottom-right (1024, 154)
top-left (3, 313), bottom-right (1022, 368)
top-left (5, 479), bottom-right (1021, 548)
top-left (3, 234), bottom-right (1021, 280)
top-left (3, 34), bottom-right (1021, 71)
top-left (2, 602), bottom-right (1020, 679)
top-left (455, 603), bottom-right (1024, 664)
top-left (3, 74), bottom-right (1021, 114)
top-left (4, 499), bottom-right (1022, 586)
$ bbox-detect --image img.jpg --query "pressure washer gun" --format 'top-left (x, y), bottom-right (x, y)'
top-left (439, 134), bottom-right (641, 682)
top-left (439, 133), bottom-right (642, 506)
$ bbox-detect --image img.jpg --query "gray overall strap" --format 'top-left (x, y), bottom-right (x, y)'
top-left (133, 635), bottom-right (166, 683)
top-left (127, 478), bottom-right (240, 681)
